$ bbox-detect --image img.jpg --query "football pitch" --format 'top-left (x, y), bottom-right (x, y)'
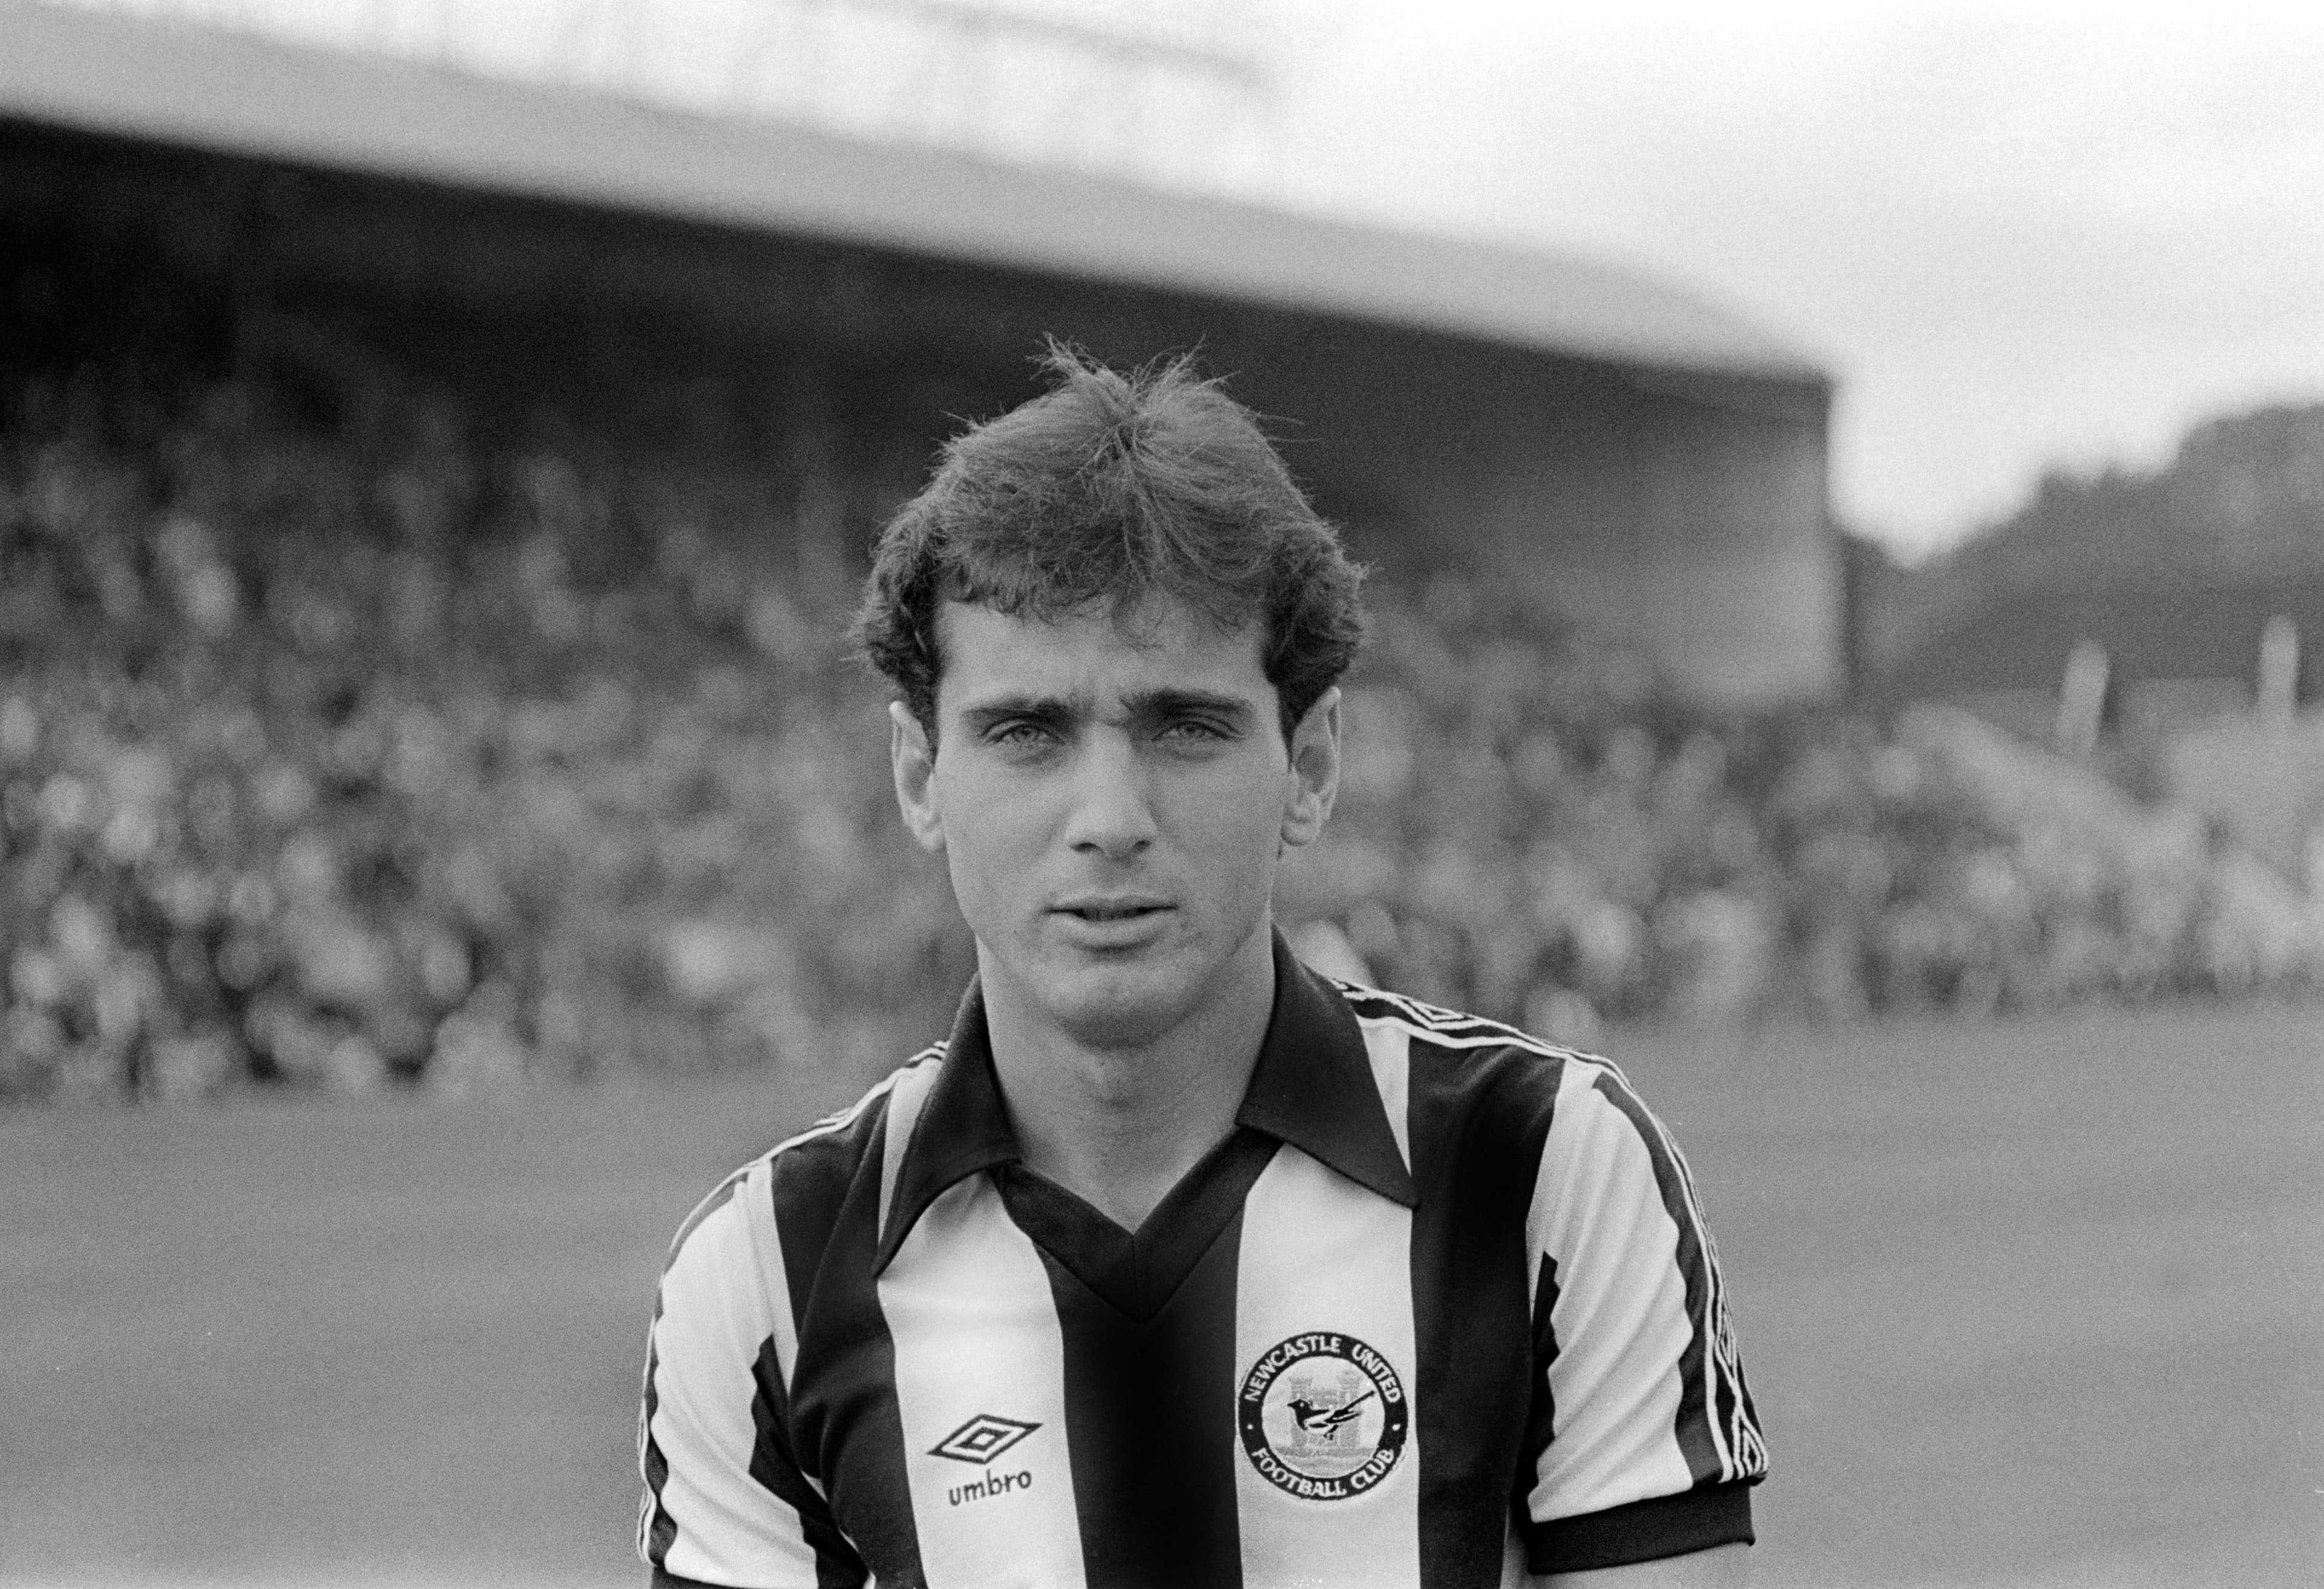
top-left (4, 1004), bottom-right (2317, 1588)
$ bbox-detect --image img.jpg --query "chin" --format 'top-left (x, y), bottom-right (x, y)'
top-left (1038, 962), bottom-right (1200, 1051)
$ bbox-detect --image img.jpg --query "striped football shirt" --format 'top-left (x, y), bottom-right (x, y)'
top-left (639, 934), bottom-right (1765, 1588)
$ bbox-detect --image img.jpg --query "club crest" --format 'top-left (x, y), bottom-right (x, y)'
top-left (1238, 1331), bottom-right (1408, 1500)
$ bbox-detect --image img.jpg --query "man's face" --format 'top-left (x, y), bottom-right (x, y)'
top-left (890, 596), bottom-right (1339, 1051)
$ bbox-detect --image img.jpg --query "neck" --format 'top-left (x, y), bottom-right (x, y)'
top-left (980, 922), bottom-right (1277, 1232)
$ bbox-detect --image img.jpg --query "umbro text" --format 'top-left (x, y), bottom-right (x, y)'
top-left (947, 1469), bottom-right (1032, 1507)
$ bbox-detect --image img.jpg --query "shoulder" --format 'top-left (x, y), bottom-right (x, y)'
top-left (661, 1044), bottom-right (947, 1280)
top-left (1329, 979), bottom-right (1675, 1188)
top-left (1333, 978), bottom-right (1585, 1110)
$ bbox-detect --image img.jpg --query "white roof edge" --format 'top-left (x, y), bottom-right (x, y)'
top-left (0, 1), bottom-right (1828, 386)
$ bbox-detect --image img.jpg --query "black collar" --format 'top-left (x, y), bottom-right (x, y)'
top-left (874, 931), bottom-right (1417, 1272)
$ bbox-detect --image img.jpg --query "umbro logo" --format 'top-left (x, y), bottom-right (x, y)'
top-left (929, 1413), bottom-right (1040, 1466)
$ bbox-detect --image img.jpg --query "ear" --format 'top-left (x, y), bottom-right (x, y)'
top-left (1280, 685), bottom-right (1341, 850)
top-left (890, 700), bottom-right (946, 854)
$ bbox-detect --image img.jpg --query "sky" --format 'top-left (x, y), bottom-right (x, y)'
top-left (1269, 2), bottom-right (2324, 561)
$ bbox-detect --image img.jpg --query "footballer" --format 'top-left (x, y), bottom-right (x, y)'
top-left (638, 347), bottom-right (1767, 1588)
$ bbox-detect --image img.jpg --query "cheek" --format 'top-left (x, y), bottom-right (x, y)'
top-left (1177, 768), bottom-right (1297, 863)
top-left (933, 779), bottom-right (1045, 899)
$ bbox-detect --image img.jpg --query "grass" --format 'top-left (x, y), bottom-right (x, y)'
top-left (1620, 1006), bottom-right (2321, 1587)
top-left (3, 1005), bottom-right (2317, 1588)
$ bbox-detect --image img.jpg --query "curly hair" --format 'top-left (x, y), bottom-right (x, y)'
top-left (850, 344), bottom-right (1365, 742)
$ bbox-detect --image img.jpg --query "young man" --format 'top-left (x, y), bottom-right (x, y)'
top-left (638, 350), bottom-right (1767, 1589)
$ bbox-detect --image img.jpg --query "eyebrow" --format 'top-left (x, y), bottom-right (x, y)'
top-left (958, 687), bottom-right (1258, 732)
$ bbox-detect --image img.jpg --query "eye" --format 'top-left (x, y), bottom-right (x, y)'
top-left (1158, 716), bottom-right (1234, 746)
top-left (986, 719), bottom-right (1059, 750)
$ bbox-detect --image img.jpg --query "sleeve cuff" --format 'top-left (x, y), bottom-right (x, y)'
top-left (1523, 1478), bottom-right (1758, 1574)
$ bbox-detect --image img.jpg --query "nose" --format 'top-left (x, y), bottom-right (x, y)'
top-left (1063, 729), bottom-right (1157, 861)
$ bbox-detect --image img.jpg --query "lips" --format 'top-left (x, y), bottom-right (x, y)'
top-left (1054, 898), bottom-right (1171, 923)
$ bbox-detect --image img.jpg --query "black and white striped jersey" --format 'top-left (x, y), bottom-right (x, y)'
top-left (640, 936), bottom-right (1765, 1588)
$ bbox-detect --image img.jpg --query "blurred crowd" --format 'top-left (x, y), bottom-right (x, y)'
top-left (1290, 587), bottom-right (2324, 1045)
top-left (4, 363), bottom-right (2320, 1101)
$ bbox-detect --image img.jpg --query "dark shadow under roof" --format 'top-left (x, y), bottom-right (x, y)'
top-left (1, 0), bottom-right (1827, 388)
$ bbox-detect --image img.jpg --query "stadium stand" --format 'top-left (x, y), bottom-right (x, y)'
top-left (1, 0), bottom-right (1843, 708)
top-left (2, 7), bottom-right (2319, 1100)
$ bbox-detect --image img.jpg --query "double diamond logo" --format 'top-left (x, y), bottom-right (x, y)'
top-left (928, 1414), bottom-right (1041, 1466)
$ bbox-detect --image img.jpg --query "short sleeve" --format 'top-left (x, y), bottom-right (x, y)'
top-left (638, 1164), bottom-right (864, 1588)
top-left (1515, 1057), bottom-right (1767, 1574)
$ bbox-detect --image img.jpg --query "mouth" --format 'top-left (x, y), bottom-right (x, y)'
top-left (1052, 900), bottom-right (1172, 924)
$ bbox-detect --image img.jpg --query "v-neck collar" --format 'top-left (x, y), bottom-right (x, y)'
top-left (994, 1127), bottom-right (1278, 1320)
top-left (873, 930), bottom-right (1417, 1278)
